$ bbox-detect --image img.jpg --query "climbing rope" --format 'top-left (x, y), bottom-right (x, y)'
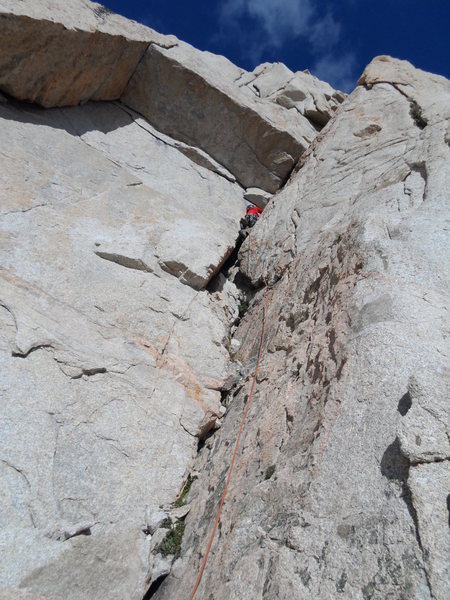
top-left (189, 272), bottom-right (270, 600)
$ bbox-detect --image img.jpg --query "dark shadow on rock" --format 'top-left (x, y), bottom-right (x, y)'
top-left (381, 438), bottom-right (421, 544)
top-left (0, 94), bottom-right (133, 137)
top-left (446, 494), bottom-right (450, 529)
top-left (381, 438), bottom-right (409, 481)
top-left (143, 573), bottom-right (168, 599)
top-left (398, 391), bottom-right (412, 416)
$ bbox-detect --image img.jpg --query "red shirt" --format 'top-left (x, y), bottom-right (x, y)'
top-left (246, 205), bottom-right (263, 218)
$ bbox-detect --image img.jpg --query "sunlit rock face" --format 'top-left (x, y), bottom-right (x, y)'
top-left (0, 0), bottom-right (176, 107)
top-left (121, 43), bottom-right (345, 193)
top-left (156, 57), bottom-right (450, 600)
top-left (1, 2), bottom-right (448, 599)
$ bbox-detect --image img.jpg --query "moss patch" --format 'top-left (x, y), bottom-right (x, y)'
top-left (174, 474), bottom-right (197, 507)
top-left (158, 522), bottom-right (185, 557)
top-left (160, 518), bottom-right (172, 529)
top-left (238, 301), bottom-right (249, 318)
top-left (265, 465), bottom-right (276, 480)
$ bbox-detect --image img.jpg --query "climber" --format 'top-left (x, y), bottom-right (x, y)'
top-left (238, 203), bottom-right (263, 240)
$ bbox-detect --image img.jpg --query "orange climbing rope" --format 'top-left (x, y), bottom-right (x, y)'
top-left (189, 273), bottom-right (270, 600)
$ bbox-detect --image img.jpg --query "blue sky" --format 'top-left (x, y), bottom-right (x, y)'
top-left (101, 0), bottom-right (450, 92)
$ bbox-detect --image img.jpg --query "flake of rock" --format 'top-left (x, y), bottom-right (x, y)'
top-left (398, 374), bottom-right (450, 464)
top-left (245, 62), bottom-right (294, 98)
top-left (229, 338), bottom-right (242, 355)
top-left (209, 273), bottom-right (244, 323)
top-left (243, 187), bottom-right (273, 209)
top-left (145, 509), bottom-right (169, 535)
top-left (149, 529), bottom-right (168, 553)
top-left (45, 520), bottom-right (95, 542)
top-left (147, 555), bottom-right (172, 589)
top-left (170, 505), bottom-right (191, 520)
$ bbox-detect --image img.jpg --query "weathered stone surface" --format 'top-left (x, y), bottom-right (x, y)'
top-left (237, 61), bottom-right (346, 127)
top-left (121, 43), bottom-right (343, 193)
top-left (156, 57), bottom-right (450, 600)
top-left (1, 1), bottom-right (449, 597)
top-left (0, 591), bottom-right (46, 600)
top-left (0, 96), bottom-right (245, 597)
top-left (0, 0), bottom-right (176, 107)
top-left (409, 462), bottom-right (450, 600)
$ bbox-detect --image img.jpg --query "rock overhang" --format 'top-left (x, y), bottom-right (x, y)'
top-left (0, 0), bottom-right (345, 194)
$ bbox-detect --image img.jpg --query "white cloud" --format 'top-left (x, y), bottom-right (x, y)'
top-left (247, 0), bottom-right (314, 47)
top-left (308, 11), bottom-right (341, 52)
top-left (218, 0), bottom-right (358, 89)
top-left (312, 52), bottom-right (357, 92)
top-left (219, 0), bottom-right (341, 61)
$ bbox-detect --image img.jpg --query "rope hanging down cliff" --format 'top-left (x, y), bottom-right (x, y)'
top-left (189, 273), bottom-right (270, 600)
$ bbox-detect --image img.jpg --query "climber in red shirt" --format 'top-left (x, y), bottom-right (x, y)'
top-left (239, 204), bottom-right (263, 240)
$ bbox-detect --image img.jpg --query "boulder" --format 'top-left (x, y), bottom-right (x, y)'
top-left (0, 0), bottom-right (176, 106)
top-left (273, 70), bottom-right (346, 126)
top-left (237, 62), bottom-right (294, 98)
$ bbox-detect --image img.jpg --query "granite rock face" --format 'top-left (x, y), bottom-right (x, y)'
top-left (236, 61), bottom-right (346, 127)
top-left (0, 0), bottom-right (176, 107)
top-left (156, 57), bottom-right (450, 600)
top-left (0, 0), bottom-right (344, 194)
top-left (0, 2), bottom-right (448, 599)
top-left (121, 42), bottom-right (345, 193)
top-left (0, 96), bottom-right (245, 599)
top-left (0, 2), bottom-right (344, 597)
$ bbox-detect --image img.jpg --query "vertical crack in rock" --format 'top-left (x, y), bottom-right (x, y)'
top-left (446, 494), bottom-right (450, 529)
top-left (143, 574), bottom-right (169, 599)
top-left (380, 438), bottom-right (434, 596)
top-left (153, 55), bottom-right (450, 600)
